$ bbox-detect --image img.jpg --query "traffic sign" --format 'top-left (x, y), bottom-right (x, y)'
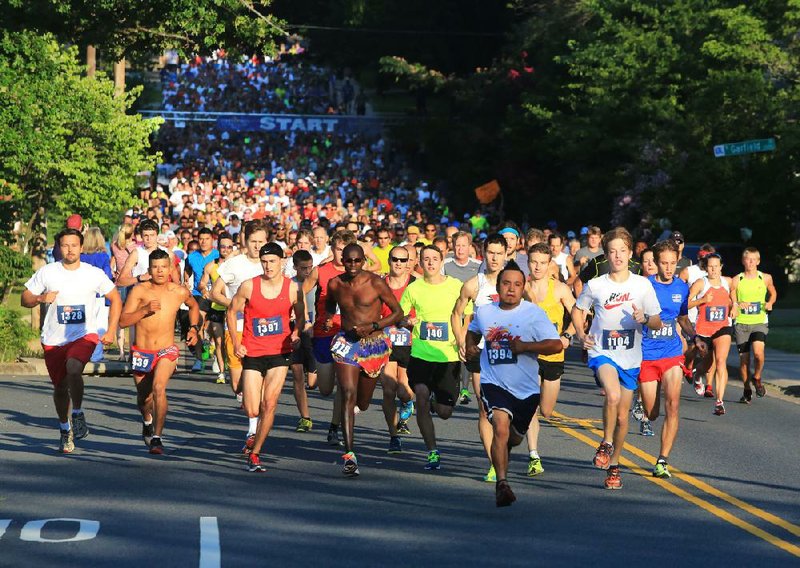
top-left (713, 138), bottom-right (775, 158)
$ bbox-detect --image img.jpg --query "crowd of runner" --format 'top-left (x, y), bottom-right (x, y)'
top-left (22, 54), bottom-right (779, 508)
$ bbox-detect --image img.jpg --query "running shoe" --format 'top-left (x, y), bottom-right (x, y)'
top-left (216, 373), bottom-right (227, 384)
top-left (592, 441), bottom-right (613, 470)
top-left (191, 359), bottom-right (204, 372)
top-left (142, 423), bottom-right (155, 447)
top-left (527, 457), bottom-right (544, 477)
top-left (640, 420), bottom-right (654, 436)
top-left (387, 436), bottom-right (403, 454)
top-left (653, 460), bottom-right (671, 479)
top-left (342, 452), bottom-right (359, 477)
top-left (396, 420), bottom-right (411, 436)
top-left (631, 399), bottom-right (644, 421)
top-left (694, 380), bottom-right (705, 396)
top-left (399, 400), bottom-right (415, 422)
top-left (704, 385), bottom-right (714, 398)
top-left (327, 428), bottom-right (344, 447)
top-left (247, 453), bottom-right (266, 472)
top-left (149, 437), bottom-right (164, 455)
top-left (713, 401), bottom-right (726, 416)
top-left (681, 362), bottom-right (693, 384)
top-left (59, 428), bottom-right (74, 454)
top-left (484, 464), bottom-right (496, 483)
top-left (458, 388), bottom-right (471, 405)
top-left (425, 450), bottom-right (441, 471)
top-left (242, 434), bottom-right (256, 454)
top-left (739, 388), bottom-right (752, 405)
top-left (604, 466), bottom-right (623, 490)
top-left (754, 378), bottom-right (766, 398)
top-left (296, 418), bottom-right (313, 433)
top-left (72, 412), bottom-right (89, 440)
top-left (496, 480), bottom-right (516, 507)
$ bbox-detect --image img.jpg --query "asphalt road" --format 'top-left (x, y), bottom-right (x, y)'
top-left (1, 349), bottom-right (798, 567)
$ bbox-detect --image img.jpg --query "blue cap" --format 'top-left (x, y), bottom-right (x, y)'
top-left (567, 230), bottom-right (576, 239)
top-left (498, 227), bottom-right (520, 238)
top-left (580, 226), bottom-right (589, 235)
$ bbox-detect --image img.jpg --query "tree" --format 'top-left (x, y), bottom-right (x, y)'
top-left (0, 31), bottom-right (161, 265)
top-left (0, 0), bottom-right (287, 58)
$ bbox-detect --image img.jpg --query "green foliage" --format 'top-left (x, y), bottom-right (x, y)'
top-left (0, 0), bottom-right (286, 58)
top-left (0, 31), bottom-right (161, 249)
top-left (0, 245), bottom-right (31, 287)
top-left (0, 303), bottom-right (36, 362)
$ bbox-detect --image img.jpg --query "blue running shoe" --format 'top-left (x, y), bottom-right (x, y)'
top-left (399, 400), bottom-right (414, 422)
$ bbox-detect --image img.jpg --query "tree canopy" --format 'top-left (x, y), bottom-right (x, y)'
top-left (0, 0), bottom-right (286, 58)
top-left (0, 31), bottom-right (161, 257)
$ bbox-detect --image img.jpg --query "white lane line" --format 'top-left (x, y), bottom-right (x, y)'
top-left (199, 516), bottom-right (221, 568)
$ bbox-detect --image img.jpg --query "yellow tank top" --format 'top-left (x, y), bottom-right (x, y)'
top-left (735, 271), bottom-right (768, 325)
top-left (535, 278), bottom-right (564, 363)
top-left (210, 262), bottom-right (226, 312)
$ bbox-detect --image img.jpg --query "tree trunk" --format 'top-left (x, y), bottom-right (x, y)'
top-left (87, 45), bottom-right (96, 77)
top-left (114, 58), bottom-right (126, 95)
top-left (27, 206), bottom-right (48, 330)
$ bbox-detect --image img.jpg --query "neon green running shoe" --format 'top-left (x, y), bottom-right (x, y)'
top-left (295, 418), bottom-right (312, 433)
top-left (653, 460), bottom-right (671, 479)
top-left (527, 457), bottom-right (544, 477)
top-left (483, 464), bottom-right (496, 482)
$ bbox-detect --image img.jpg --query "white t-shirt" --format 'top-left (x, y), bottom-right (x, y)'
top-left (576, 273), bottom-right (661, 370)
top-left (310, 245), bottom-right (331, 267)
top-left (25, 262), bottom-right (115, 346)
top-left (468, 301), bottom-right (560, 399)
top-left (686, 264), bottom-right (707, 323)
top-left (216, 254), bottom-right (263, 332)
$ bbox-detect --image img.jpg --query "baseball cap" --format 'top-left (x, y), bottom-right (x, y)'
top-left (498, 227), bottom-right (520, 238)
top-left (407, 225), bottom-right (420, 235)
top-left (66, 214), bottom-right (83, 229)
top-left (580, 226), bottom-right (589, 235)
top-left (567, 230), bottom-right (576, 239)
top-left (164, 230), bottom-right (176, 239)
top-left (670, 231), bottom-right (685, 243)
top-left (259, 242), bottom-right (284, 258)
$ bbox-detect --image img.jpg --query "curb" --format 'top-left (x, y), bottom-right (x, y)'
top-left (0, 359), bottom-right (131, 377)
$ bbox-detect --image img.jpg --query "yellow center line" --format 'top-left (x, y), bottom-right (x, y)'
top-left (548, 412), bottom-right (800, 558)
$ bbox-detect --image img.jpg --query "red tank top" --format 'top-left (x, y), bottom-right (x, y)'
top-left (242, 276), bottom-right (293, 356)
top-left (381, 275), bottom-right (415, 319)
top-left (695, 278), bottom-right (731, 337)
top-left (312, 262), bottom-right (344, 337)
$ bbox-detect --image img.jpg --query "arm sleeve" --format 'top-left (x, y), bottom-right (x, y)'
top-left (644, 282), bottom-right (662, 317)
top-left (575, 280), bottom-right (594, 311)
top-left (24, 268), bottom-right (46, 295)
top-left (467, 310), bottom-right (481, 333)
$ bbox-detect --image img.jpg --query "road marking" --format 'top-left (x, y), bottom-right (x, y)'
top-left (199, 516), bottom-right (221, 568)
top-left (548, 413), bottom-right (800, 558)
top-left (19, 519), bottom-right (100, 543)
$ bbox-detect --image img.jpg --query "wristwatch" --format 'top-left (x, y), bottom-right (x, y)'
top-left (189, 324), bottom-right (201, 332)
top-left (560, 332), bottom-right (573, 341)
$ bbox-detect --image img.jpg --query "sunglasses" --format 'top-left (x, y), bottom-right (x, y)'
top-left (390, 256), bottom-right (409, 263)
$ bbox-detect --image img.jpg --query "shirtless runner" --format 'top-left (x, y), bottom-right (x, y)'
top-left (323, 243), bottom-right (403, 476)
top-left (120, 249), bottom-right (200, 454)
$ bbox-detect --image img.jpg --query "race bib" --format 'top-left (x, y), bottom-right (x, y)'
top-left (57, 304), bottom-right (86, 325)
top-left (705, 306), bottom-right (727, 322)
top-left (487, 339), bottom-right (517, 366)
top-left (386, 326), bottom-right (411, 346)
top-left (602, 329), bottom-right (634, 350)
top-left (647, 320), bottom-right (675, 341)
top-left (742, 302), bottom-right (762, 315)
top-left (331, 336), bottom-right (354, 358)
top-left (253, 316), bottom-right (283, 337)
top-left (131, 351), bottom-right (155, 373)
top-left (420, 321), bottom-right (448, 341)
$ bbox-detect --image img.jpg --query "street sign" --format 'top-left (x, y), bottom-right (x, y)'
top-left (713, 138), bottom-right (776, 158)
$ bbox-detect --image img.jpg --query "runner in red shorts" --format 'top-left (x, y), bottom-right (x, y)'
top-left (120, 249), bottom-right (200, 454)
top-left (22, 228), bottom-right (122, 453)
top-left (639, 241), bottom-right (705, 478)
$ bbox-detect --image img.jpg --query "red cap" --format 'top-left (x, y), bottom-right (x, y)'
top-left (66, 214), bottom-right (83, 229)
